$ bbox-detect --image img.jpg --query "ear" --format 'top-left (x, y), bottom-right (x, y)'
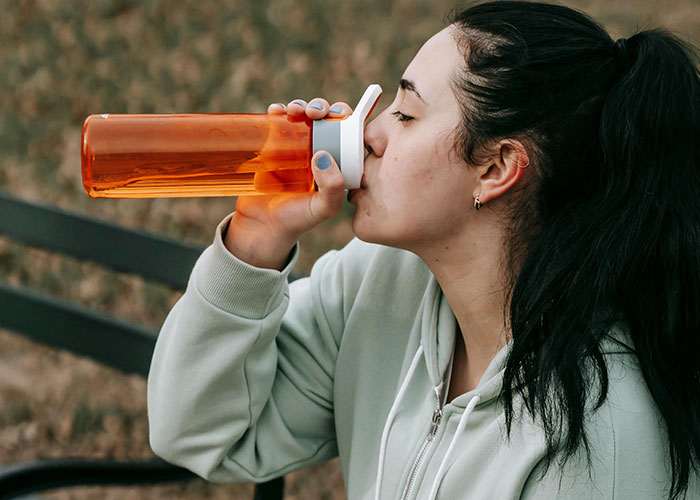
top-left (473, 139), bottom-right (529, 205)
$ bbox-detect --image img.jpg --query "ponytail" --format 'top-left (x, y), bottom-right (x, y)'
top-left (450, 3), bottom-right (700, 499)
top-left (598, 29), bottom-right (700, 499)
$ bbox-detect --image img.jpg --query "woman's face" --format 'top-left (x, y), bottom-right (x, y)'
top-left (350, 27), bottom-right (475, 251)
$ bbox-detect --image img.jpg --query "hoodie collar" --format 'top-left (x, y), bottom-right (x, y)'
top-left (419, 278), bottom-right (634, 410)
top-left (420, 275), bottom-right (513, 408)
top-left (419, 276), bottom-right (458, 388)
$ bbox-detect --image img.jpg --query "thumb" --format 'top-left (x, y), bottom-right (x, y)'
top-left (309, 151), bottom-right (345, 221)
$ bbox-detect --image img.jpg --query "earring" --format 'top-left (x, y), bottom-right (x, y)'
top-left (520, 159), bottom-right (530, 168)
top-left (474, 195), bottom-right (481, 211)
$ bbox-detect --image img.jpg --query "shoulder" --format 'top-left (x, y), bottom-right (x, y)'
top-left (599, 337), bottom-right (674, 498)
top-left (304, 237), bottom-right (431, 307)
top-left (311, 237), bottom-right (427, 282)
top-left (522, 329), bottom-right (682, 499)
top-left (601, 326), bottom-right (668, 465)
top-left (289, 238), bottom-right (431, 341)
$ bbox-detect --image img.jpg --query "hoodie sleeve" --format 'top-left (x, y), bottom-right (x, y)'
top-left (147, 213), bottom-right (344, 483)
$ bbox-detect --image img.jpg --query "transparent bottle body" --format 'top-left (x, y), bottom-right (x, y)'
top-left (81, 113), bottom-right (314, 198)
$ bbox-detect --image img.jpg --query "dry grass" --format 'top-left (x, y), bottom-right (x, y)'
top-left (0, 0), bottom-right (698, 498)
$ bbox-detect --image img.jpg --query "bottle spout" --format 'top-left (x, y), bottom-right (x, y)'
top-left (339, 84), bottom-right (383, 189)
top-left (352, 84), bottom-right (383, 124)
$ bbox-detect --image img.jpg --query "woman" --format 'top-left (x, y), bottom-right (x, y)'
top-left (147, 2), bottom-right (700, 499)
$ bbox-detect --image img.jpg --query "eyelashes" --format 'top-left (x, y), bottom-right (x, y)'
top-left (392, 110), bottom-right (414, 122)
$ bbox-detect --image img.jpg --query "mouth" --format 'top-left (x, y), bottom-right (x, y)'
top-left (347, 187), bottom-right (363, 203)
top-left (347, 171), bottom-right (368, 203)
top-left (360, 173), bottom-right (368, 190)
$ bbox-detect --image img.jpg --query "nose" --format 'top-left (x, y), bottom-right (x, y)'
top-left (363, 113), bottom-right (387, 158)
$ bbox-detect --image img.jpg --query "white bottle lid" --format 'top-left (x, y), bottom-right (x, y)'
top-left (313, 84), bottom-right (383, 189)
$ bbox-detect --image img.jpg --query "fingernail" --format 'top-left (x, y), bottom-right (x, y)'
top-left (316, 153), bottom-right (331, 170)
top-left (293, 100), bottom-right (306, 107)
top-left (330, 106), bottom-right (342, 113)
top-left (309, 102), bottom-right (323, 111)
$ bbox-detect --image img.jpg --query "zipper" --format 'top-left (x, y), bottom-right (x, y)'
top-left (400, 396), bottom-right (443, 500)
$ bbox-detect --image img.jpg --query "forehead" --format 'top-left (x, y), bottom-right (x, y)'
top-left (401, 27), bottom-right (462, 106)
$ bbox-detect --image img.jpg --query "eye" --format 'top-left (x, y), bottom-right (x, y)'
top-left (392, 110), bottom-right (414, 123)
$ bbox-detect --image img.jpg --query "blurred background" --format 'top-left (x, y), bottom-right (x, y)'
top-left (0, 0), bottom-right (698, 498)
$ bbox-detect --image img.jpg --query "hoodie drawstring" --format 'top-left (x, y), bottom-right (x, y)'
top-left (375, 345), bottom-right (424, 500)
top-left (427, 393), bottom-right (482, 500)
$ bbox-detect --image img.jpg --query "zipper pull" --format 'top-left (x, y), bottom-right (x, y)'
top-left (430, 384), bottom-right (445, 437)
top-left (430, 405), bottom-right (442, 437)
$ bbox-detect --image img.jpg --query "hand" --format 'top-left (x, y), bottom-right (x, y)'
top-left (225, 98), bottom-right (353, 270)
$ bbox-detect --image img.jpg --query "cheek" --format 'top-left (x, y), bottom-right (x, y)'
top-left (354, 128), bottom-right (463, 228)
top-left (381, 141), bottom-right (434, 188)
top-left (379, 169), bottom-right (428, 215)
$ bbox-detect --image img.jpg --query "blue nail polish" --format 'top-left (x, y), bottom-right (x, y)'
top-left (293, 100), bottom-right (306, 107)
top-left (330, 106), bottom-right (342, 113)
top-left (309, 102), bottom-right (323, 111)
top-left (317, 153), bottom-right (331, 170)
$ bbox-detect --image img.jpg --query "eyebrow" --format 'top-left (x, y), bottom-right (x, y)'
top-left (399, 78), bottom-right (425, 103)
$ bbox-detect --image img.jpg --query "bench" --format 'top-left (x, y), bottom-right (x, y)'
top-left (0, 190), bottom-right (285, 500)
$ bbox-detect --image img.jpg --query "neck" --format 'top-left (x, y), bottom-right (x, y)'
top-left (413, 215), bottom-right (510, 383)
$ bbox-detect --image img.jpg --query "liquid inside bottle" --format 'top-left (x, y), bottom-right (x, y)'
top-left (81, 113), bottom-right (314, 198)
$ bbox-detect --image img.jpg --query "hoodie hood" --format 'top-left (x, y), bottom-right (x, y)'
top-left (419, 276), bottom-right (458, 388)
top-left (373, 277), bottom-right (513, 500)
top-left (420, 276), bottom-right (512, 408)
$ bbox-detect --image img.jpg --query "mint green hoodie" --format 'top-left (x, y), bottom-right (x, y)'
top-left (148, 214), bottom-right (697, 499)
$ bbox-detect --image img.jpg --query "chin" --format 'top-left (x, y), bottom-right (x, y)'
top-left (351, 213), bottom-right (382, 244)
top-left (350, 215), bottom-right (372, 243)
top-left (351, 214), bottom-right (407, 249)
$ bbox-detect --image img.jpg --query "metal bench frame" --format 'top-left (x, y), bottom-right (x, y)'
top-left (0, 191), bottom-right (284, 500)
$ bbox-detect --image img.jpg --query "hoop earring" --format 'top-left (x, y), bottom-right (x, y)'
top-left (520, 159), bottom-right (530, 168)
top-left (474, 195), bottom-right (481, 211)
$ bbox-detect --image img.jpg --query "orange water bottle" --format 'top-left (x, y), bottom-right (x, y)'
top-left (81, 85), bottom-right (382, 198)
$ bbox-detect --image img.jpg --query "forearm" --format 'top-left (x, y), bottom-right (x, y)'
top-left (148, 214), bottom-right (297, 479)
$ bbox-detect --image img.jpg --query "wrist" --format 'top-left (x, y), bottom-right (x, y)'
top-left (223, 216), bottom-right (297, 271)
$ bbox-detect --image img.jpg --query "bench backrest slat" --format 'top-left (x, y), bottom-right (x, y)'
top-left (0, 191), bottom-right (203, 290)
top-left (0, 280), bottom-right (157, 376)
top-left (0, 191), bottom-right (287, 498)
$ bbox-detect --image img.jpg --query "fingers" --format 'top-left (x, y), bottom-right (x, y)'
top-left (308, 150), bottom-right (345, 222)
top-left (305, 98), bottom-right (331, 119)
top-left (281, 98), bottom-right (354, 119)
top-left (287, 98), bottom-right (330, 119)
top-left (267, 103), bottom-right (286, 114)
top-left (286, 99), bottom-right (308, 117)
top-left (328, 102), bottom-right (353, 117)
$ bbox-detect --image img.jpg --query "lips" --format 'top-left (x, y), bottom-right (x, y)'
top-left (347, 188), bottom-right (361, 203)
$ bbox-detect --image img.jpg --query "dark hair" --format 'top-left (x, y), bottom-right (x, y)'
top-left (449, 2), bottom-right (700, 499)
